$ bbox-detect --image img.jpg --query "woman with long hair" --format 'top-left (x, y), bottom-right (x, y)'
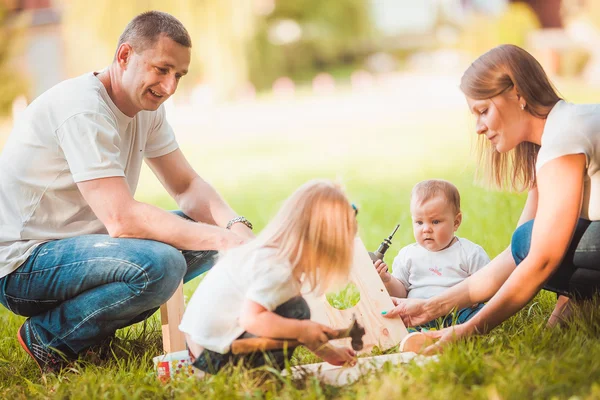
top-left (384, 44), bottom-right (600, 351)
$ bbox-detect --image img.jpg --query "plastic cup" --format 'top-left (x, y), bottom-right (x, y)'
top-left (152, 350), bottom-right (194, 383)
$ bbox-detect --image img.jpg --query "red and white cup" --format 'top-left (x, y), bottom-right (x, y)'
top-left (152, 350), bottom-right (194, 382)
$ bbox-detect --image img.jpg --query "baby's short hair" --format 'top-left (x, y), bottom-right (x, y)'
top-left (411, 179), bottom-right (461, 215)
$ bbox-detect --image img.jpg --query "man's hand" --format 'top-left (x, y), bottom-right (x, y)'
top-left (297, 320), bottom-right (336, 349)
top-left (229, 223), bottom-right (255, 240)
top-left (223, 229), bottom-right (252, 249)
top-left (382, 296), bottom-right (433, 327)
top-left (374, 259), bottom-right (392, 283)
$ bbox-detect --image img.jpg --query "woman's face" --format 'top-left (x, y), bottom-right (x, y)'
top-left (466, 89), bottom-right (528, 153)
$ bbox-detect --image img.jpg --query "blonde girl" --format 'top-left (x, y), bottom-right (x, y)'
top-left (179, 180), bottom-right (358, 373)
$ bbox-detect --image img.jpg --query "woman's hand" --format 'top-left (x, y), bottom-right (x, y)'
top-left (382, 297), bottom-right (434, 327)
top-left (420, 323), bottom-right (476, 355)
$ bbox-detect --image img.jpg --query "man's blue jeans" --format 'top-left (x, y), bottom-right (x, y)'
top-left (0, 211), bottom-right (218, 358)
top-left (512, 219), bottom-right (600, 299)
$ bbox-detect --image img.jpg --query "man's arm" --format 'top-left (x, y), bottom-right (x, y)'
top-left (146, 149), bottom-right (253, 239)
top-left (77, 176), bottom-right (245, 251)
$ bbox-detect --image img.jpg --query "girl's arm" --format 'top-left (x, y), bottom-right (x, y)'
top-left (239, 298), bottom-right (336, 348)
top-left (384, 183), bottom-right (540, 326)
top-left (239, 299), bottom-right (357, 366)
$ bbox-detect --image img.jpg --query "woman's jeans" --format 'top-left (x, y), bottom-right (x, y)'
top-left (193, 296), bottom-right (311, 374)
top-left (0, 211), bottom-right (218, 358)
top-left (512, 219), bottom-right (600, 299)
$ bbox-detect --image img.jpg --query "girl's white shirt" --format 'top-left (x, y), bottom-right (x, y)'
top-left (179, 246), bottom-right (300, 354)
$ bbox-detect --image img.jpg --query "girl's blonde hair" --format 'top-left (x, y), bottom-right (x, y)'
top-left (460, 44), bottom-right (562, 191)
top-left (249, 180), bottom-right (357, 295)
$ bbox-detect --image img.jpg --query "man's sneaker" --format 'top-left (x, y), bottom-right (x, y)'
top-left (17, 320), bottom-right (72, 373)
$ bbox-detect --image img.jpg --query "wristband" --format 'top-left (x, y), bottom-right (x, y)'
top-left (226, 216), bottom-right (253, 230)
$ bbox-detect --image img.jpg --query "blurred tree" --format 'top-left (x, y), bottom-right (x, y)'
top-left (0, 4), bottom-right (27, 116)
top-left (510, 0), bottom-right (563, 28)
top-left (61, 0), bottom-right (254, 101)
top-left (61, 1), bottom-right (373, 98)
top-left (247, 0), bottom-right (373, 90)
top-left (458, 2), bottom-right (539, 56)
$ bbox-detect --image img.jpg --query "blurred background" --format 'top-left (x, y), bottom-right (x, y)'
top-left (2, 0), bottom-right (600, 107)
top-left (1, 0), bottom-right (600, 259)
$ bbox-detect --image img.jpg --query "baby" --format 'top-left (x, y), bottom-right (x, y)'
top-left (375, 179), bottom-right (490, 328)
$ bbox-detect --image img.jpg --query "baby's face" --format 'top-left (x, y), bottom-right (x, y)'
top-left (411, 196), bottom-right (460, 252)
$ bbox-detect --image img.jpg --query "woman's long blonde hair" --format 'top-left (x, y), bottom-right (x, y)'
top-left (460, 44), bottom-right (562, 191)
top-left (246, 180), bottom-right (357, 295)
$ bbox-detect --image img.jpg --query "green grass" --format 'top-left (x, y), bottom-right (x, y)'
top-left (1, 78), bottom-right (600, 399)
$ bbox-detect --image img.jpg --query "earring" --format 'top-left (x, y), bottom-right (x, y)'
top-left (520, 104), bottom-right (525, 110)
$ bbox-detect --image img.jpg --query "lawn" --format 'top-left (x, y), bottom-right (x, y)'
top-left (0, 74), bottom-right (599, 399)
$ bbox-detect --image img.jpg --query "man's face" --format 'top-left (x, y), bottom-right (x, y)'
top-left (121, 35), bottom-right (191, 115)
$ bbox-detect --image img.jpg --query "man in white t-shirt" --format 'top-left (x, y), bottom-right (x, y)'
top-left (375, 180), bottom-right (490, 329)
top-left (0, 11), bottom-right (253, 373)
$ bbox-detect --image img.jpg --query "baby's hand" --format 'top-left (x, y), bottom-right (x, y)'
top-left (297, 321), bottom-right (336, 349)
top-left (374, 259), bottom-right (392, 283)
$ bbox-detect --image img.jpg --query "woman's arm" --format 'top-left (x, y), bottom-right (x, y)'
top-left (461, 153), bottom-right (585, 335)
top-left (430, 186), bottom-right (540, 314)
top-left (384, 184), bottom-right (540, 326)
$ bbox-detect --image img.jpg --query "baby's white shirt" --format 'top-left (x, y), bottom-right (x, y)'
top-left (391, 237), bottom-right (490, 299)
top-left (179, 246), bottom-right (301, 354)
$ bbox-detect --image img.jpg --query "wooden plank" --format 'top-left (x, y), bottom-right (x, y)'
top-left (160, 281), bottom-right (187, 353)
top-left (303, 237), bottom-right (408, 354)
top-left (285, 352), bottom-right (418, 386)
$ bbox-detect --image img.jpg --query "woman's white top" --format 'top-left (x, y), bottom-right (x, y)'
top-left (537, 100), bottom-right (600, 220)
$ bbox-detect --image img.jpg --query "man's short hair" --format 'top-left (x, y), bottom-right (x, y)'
top-left (117, 11), bottom-right (192, 54)
top-left (411, 179), bottom-right (461, 214)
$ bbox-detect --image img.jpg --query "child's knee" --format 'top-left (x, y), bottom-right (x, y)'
top-left (274, 296), bottom-right (311, 320)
